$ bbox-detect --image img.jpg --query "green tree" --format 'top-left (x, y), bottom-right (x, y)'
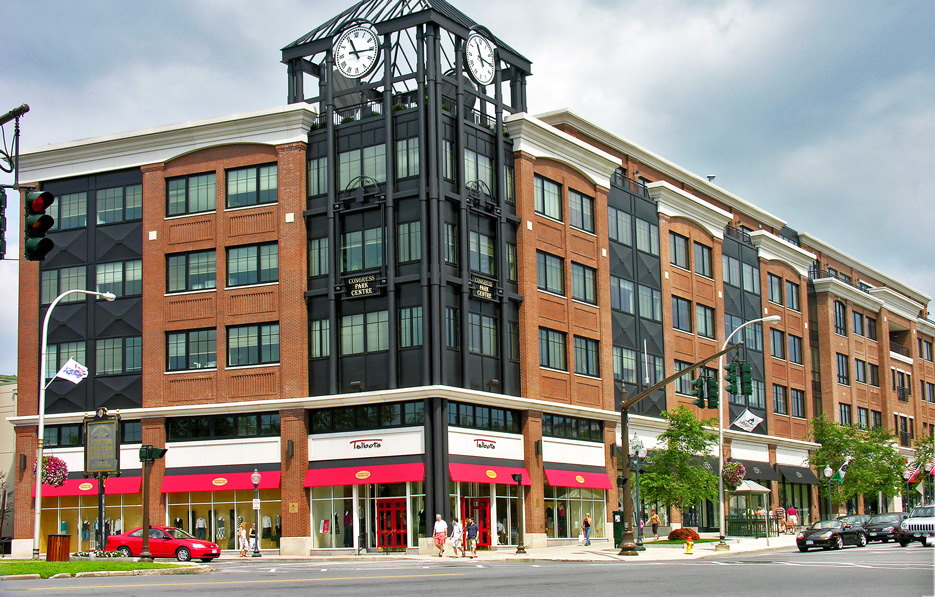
top-left (639, 406), bottom-right (718, 519)
top-left (807, 413), bottom-right (904, 510)
top-left (909, 433), bottom-right (935, 496)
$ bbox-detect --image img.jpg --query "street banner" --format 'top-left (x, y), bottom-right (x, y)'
top-left (831, 456), bottom-right (852, 482)
top-left (732, 408), bottom-right (763, 432)
top-left (55, 358), bottom-right (89, 384)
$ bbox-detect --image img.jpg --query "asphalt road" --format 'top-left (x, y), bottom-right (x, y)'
top-left (2, 543), bottom-right (933, 596)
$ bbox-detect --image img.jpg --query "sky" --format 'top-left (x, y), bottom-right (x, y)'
top-left (1, 0), bottom-right (933, 376)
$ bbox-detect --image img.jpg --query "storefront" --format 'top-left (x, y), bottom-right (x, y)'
top-left (542, 437), bottom-right (611, 541)
top-left (776, 464), bottom-right (818, 524)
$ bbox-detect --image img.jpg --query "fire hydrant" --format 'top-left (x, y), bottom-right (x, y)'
top-left (684, 537), bottom-right (694, 554)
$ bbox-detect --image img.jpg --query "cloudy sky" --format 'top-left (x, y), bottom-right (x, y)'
top-left (1, 0), bottom-right (933, 375)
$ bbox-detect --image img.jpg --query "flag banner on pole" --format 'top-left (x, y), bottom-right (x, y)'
top-left (907, 462), bottom-right (922, 484)
top-left (731, 408), bottom-right (763, 432)
top-left (55, 358), bottom-right (89, 384)
top-left (831, 456), bottom-right (852, 482)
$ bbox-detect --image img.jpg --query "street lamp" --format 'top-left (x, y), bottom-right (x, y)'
top-left (511, 473), bottom-right (526, 554)
top-left (32, 289), bottom-right (116, 560)
top-left (716, 314), bottom-right (780, 552)
top-left (251, 468), bottom-right (262, 557)
top-left (903, 468), bottom-right (912, 513)
top-left (629, 433), bottom-right (647, 551)
top-left (823, 465), bottom-right (834, 519)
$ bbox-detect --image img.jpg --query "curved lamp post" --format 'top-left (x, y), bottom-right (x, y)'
top-left (629, 433), bottom-right (647, 551)
top-left (823, 465), bottom-right (834, 519)
top-left (33, 289), bottom-right (115, 560)
top-left (716, 314), bottom-right (781, 551)
top-left (251, 468), bottom-right (262, 557)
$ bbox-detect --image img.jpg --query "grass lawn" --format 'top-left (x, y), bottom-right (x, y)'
top-left (0, 560), bottom-right (184, 579)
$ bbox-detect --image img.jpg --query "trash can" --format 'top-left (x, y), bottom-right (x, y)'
top-left (612, 511), bottom-right (624, 548)
top-left (46, 534), bottom-right (70, 562)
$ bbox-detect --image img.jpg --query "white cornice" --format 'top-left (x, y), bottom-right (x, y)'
top-left (917, 317), bottom-right (935, 338)
top-left (811, 277), bottom-right (884, 313)
top-left (869, 286), bottom-right (926, 322)
top-left (19, 104), bottom-right (320, 183)
top-left (535, 109), bottom-right (786, 231)
top-left (504, 112), bottom-right (619, 188)
top-left (800, 231), bottom-right (932, 307)
top-left (646, 181), bottom-right (732, 240)
top-left (747, 230), bottom-right (817, 277)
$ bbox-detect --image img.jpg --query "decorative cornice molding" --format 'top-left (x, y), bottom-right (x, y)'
top-left (646, 181), bottom-right (732, 240)
top-left (869, 286), bottom-right (926, 322)
top-left (747, 230), bottom-right (817, 277)
top-left (811, 277), bottom-right (884, 313)
top-left (504, 112), bottom-right (619, 188)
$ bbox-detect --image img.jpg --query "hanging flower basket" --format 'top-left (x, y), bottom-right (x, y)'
top-left (722, 461), bottom-right (746, 491)
top-left (34, 455), bottom-right (68, 488)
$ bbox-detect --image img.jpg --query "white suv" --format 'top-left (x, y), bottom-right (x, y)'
top-left (897, 505), bottom-right (935, 547)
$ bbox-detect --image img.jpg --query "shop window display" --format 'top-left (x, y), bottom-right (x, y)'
top-left (166, 489), bottom-right (281, 551)
top-left (543, 486), bottom-right (605, 540)
top-left (40, 493), bottom-right (142, 553)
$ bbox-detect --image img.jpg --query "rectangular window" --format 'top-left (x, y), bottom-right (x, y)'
top-left (608, 206), bottom-right (632, 245)
top-left (41, 266), bottom-right (88, 304)
top-left (338, 144), bottom-right (386, 189)
top-left (367, 311), bottom-right (389, 352)
top-left (573, 336), bottom-right (600, 377)
top-left (469, 313), bottom-right (498, 356)
top-left (748, 380), bottom-right (765, 409)
top-left (45, 342), bottom-right (87, 380)
top-left (767, 274), bottom-right (783, 304)
top-left (773, 385), bottom-right (788, 415)
top-left (309, 238), bottom-right (328, 277)
top-left (443, 140), bottom-right (454, 181)
top-left (868, 363), bottom-right (880, 387)
top-left (310, 319), bottom-right (330, 358)
top-left (341, 314), bottom-right (365, 355)
top-left (866, 317), bottom-right (877, 340)
top-left (610, 276), bottom-right (635, 314)
top-left (790, 389), bottom-right (805, 418)
top-left (342, 227), bottom-right (384, 272)
top-left (638, 285), bottom-right (662, 321)
top-left (167, 250), bottom-right (216, 293)
top-left (167, 173), bottom-right (216, 216)
top-left (834, 301), bottom-right (847, 336)
top-left (672, 296), bottom-right (692, 332)
top-left (853, 359), bottom-right (867, 384)
top-left (399, 306), bottom-right (423, 348)
top-left (226, 164), bottom-right (277, 208)
top-left (741, 262), bottom-right (760, 294)
top-left (507, 244), bottom-right (517, 283)
top-left (446, 307), bottom-right (459, 349)
top-left (308, 157), bottom-right (328, 196)
top-left (469, 231), bottom-right (496, 275)
top-left (696, 304), bottom-right (715, 339)
top-left (534, 175), bottom-right (562, 220)
top-left (836, 353), bottom-right (850, 385)
top-left (569, 190), bottom-right (594, 233)
top-left (694, 242), bottom-right (713, 278)
top-left (852, 312), bottom-right (864, 337)
top-left (49, 191), bottom-right (88, 229)
top-left (464, 149), bottom-right (493, 192)
top-left (539, 328), bottom-right (567, 371)
top-left (508, 321), bottom-right (520, 360)
top-left (771, 329), bottom-right (786, 359)
top-left (444, 223), bottom-right (458, 265)
top-left (839, 403), bottom-right (852, 425)
top-left (96, 260), bottom-right (142, 297)
top-left (613, 346), bottom-right (637, 383)
top-left (722, 255), bottom-right (741, 287)
top-left (745, 323), bottom-right (764, 351)
top-left (97, 184), bottom-right (142, 224)
top-left (871, 409), bottom-right (883, 430)
top-left (228, 323), bottom-right (279, 366)
top-left (397, 221), bottom-right (422, 263)
top-left (857, 407), bottom-right (869, 429)
top-left (647, 354), bottom-right (665, 385)
top-left (785, 280), bottom-right (800, 311)
top-left (674, 360), bottom-right (693, 395)
top-left (167, 329), bottom-right (216, 371)
top-left (570, 263), bottom-right (596, 304)
top-left (227, 243), bottom-right (278, 287)
top-left (788, 334), bottom-right (803, 364)
top-left (924, 340), bottom-right (933, 362)
top-left (536, 251), bottom-right (565, 295)
top-left (636, 219), bottom-right (659, 255)
top-left (504, 165), bottom-right (515, 204)
top-left (96, 336), bottom-right (142, 376)
top-left (395, 138), bottom-right (420, 178)
top-left (669, 233), bottom-right (689, 269)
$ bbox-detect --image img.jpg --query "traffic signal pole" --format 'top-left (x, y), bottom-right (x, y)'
top-left (140, 452), bottom-right (152, 562)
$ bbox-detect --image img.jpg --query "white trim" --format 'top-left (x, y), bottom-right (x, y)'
top-left (747, 230), bottom-right (817, 278)
top-left (868, 286), bottom-right (926, 322)
top-left (811, 277), bottom-right (884, 313)
top-left (646, 181), bottom-right (732, 240)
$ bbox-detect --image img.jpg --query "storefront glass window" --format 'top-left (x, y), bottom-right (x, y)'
top-left (40, 494), bottom-right (142, 553)
top-left (166, 489), bottom-right (282, 551)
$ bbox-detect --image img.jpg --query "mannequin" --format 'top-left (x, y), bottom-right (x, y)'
top-left (344, 510), bottom-right (353, 547)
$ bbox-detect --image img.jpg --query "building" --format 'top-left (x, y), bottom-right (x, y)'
top-left (11, 0), bottom-right (934, 556)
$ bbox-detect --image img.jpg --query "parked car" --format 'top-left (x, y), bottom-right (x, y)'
top-left (105, 526), bottom-right (221, 561)
top-left (796, 519), bottom-right (868, 551)
top-left (897, 505), bottom-right (935, 547)
top-left (864, 512), bottom-right (906, 543)
top-left (836, 514), bottom-right (871, 527)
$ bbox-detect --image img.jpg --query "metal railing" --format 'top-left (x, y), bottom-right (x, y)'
top-left (335, 99), bottom-right (384, 125)
top-left (465, 107), bottom-right (495, 130)
top-left (808, 269), bottom-right (871, 295)
top-left (610, 171), bottom-right (649, 197)
top-left (897, 386), bottom-right (911, 402)
top-left (724, 225), bottom-right (752, 245)
top-left (890, 342), bottom-right (911, 358)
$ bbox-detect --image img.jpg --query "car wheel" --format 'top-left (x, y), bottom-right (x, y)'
top-left (176, 547), bottom-right (192, 562)
top-left (857, 533), bottom-right (867, 547)
top-left (882, 538), bottom-right (889, 543)
top-left (797, 546), bottom-right (809, 552)
top-left (199, 558), bottom-right (214, 563)
top-left (117, 546), bottom-right (132, 558)
top-left (834, 536), bottom-right (844, 550)
top-left (897, 539), bottom-right (909, 547)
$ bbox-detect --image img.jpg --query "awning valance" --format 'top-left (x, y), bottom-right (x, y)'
top-left (776, 464), bottom-right (819, 485)
top-left (544, 469), bottom-right (612, 490)
top-left (448, 463), bottom-right (530, 486)
top-left (304, 463), bottom-right (424, 487)
top-left (33, 476), bottom-right (141, 497)
top-left (161, 471), bottom-right (281, 493)
top-left (733, 459), bottom-right (781, 482)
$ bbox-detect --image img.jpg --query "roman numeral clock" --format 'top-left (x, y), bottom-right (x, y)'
top-left (333, 22), bottom-right (380, 79)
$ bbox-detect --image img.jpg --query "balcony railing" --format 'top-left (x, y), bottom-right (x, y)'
top-left (610, 171), bottom-right (649, 197)
top-left (724, 225), bottom-right (752, 245)
top-left (808, 268), bottom-right (871, 295)
top-left (890, 342), bottom-right (911, 358)
top-left (897, 386), bottom-right (911, 402)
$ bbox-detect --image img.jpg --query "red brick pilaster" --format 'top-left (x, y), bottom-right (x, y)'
top-left (280, 408), bottom-right (309, 537)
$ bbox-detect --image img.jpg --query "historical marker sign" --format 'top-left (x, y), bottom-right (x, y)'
top-left (85, 409), bottom-right (120, 474)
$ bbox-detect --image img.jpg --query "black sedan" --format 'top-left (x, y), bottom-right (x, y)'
top-left (864, 512), bottom-right (906, 543)
top-left (796, 519), bottom-right (868, 551)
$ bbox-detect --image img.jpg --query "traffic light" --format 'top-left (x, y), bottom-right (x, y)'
top-left (690, 375), bottom-right (707, 408)
top-left (23, 190), bottom-right (55, 261)
top-left (740, 362), bottom-right (753, 396)
top-left (139, 445), bottom-right (168, 462)
top-left (706, 376), bottom-right (719, 409)
top-left (724, 361), bottom-right (740, 395)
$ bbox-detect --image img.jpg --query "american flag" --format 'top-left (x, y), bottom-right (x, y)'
top-left (907, 462), bottom-right (922, 484)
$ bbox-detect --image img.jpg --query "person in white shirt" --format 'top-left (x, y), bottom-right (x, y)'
top-left (432, 514), bottom-right (448, 557)
top-left (450, 517), bottom-right (464, 557)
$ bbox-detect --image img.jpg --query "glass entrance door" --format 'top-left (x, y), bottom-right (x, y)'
top-left (462, 497), bottom-right (491, 548)
top-left (376, 498), bottom-right (407, 551)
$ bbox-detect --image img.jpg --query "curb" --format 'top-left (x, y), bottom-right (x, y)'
top-left (2, 575), bottom-right (41, 581)
top-left (1, 565), bottom-right (213, 581)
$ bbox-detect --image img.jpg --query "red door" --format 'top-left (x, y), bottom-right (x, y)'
top-left (376, 498), bottom-right (407, 551)
top-left (462, 497), bottom-right (491, 548)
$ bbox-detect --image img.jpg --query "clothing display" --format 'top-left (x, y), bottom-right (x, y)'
top-left (344, 511), bottom-right (353, 547)
top-left (82, 521), bottom-right (90, 542)
top-left (174, 517), bottom-right (184, 530)
top-left (262, 515), bottom-right (272, 538)
top-left (196, 516), bottom-right (207, 540)
top-left (217, 516), bottom-right (226, 541)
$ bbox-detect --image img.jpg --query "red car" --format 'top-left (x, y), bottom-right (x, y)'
top-left (105, 526), bottom-right (221, 562)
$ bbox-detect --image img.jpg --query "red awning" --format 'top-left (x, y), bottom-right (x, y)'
top-left (448, 462), bottom-right (530, 486)
top-left (32, 476), bottom-right (141, 497)
top-left (304, 463), bottom-right (424, 487)
top-left (161, 471), bottom-right (281, 493)
top-left (544, 469), bottom-right (613, 490)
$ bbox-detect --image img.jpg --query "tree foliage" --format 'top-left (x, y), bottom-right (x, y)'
top-left (639, 406), bottom-right (718, 518)
top-left (807, 413), bottom-right (904, 505)
top-left (910, 433), bottom-right (935, 491)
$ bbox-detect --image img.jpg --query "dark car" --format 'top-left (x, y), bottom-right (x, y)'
top-left (105, 526), bottom-right (221, 561)
top-left (796, 519), bottom-right (868, 551)
top-left (836, 514), bottom-right (871, 527)
top-left (864, 512), bottom-right (906, 542)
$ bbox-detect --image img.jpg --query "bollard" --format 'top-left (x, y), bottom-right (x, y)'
top-left (684, 537), bottom-right (694, 554)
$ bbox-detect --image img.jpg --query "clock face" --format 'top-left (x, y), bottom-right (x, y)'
top-left (465, 33), bottom-right (496, 86)
top-left (334, 24), bottom-right (380, 79)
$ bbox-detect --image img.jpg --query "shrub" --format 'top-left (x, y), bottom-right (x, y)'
top-left (667, 527), bottom-right (700, 541)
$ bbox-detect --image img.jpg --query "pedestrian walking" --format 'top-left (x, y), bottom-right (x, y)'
top-left (465, 517), bottom-right (478, 558)
top-left (786, 505), bottom-right (798, 531)
top-left (582, 513), bottom-right (592, 546)
top-left (450, 517), bottom-right (464, 557)
top-left (649, 509), bottom-right (661, 540)
top-left (238, 522), bottom-right (248, 557)
top-left (433, 514), bottom-right (448, 557)
top-left (249, 522), bottom-right (258, 553)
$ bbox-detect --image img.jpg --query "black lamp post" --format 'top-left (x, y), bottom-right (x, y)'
top-left (511, 473), bottom-right (526, 554)
top-left (823, 465), bottom-right (833, 519)
top-left (903, 468), bottom-right (912, 512)
top-left (251, 468), bottom-right (262, 558)
top-left (629, 433), bottom-right (647, 551)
